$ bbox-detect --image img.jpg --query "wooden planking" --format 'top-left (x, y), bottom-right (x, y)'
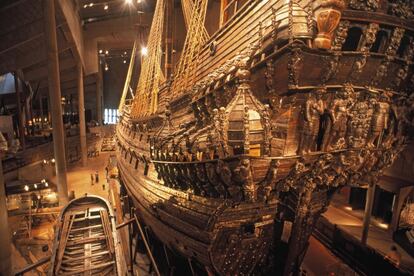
top-left (193, 0), bottom-right (310, 84)
top-left (123, 179), bottom-right (212, 265)
top-left (119, 160), bottom-right (212, 234)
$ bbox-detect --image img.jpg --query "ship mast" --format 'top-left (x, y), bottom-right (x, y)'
top-left (131, 0), bottom-right (166, 118)
top-left (118, 40), bottom-right (137, 112)
top-left (164, 0), bottom-right (173, 78)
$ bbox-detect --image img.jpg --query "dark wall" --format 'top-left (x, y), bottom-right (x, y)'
top-left (102, 58), bottom-right (129, 109)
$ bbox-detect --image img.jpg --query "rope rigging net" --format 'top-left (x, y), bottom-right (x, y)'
top-left (170, 0), bottom-right (209, 98)
top-left (181, 0), bottom-right (209, 42)
top-left (131, 0), bottom-right (166, 118)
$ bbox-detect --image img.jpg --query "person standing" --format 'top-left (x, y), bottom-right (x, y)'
top-left (95, 170), bottom-right (99, 183)
top-left (90, 173), bottom-right (94, 185)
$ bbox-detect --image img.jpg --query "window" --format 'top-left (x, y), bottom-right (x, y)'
top-left (370, 30), bottom-right (388, 53)
top-left (104, 108), bottom-right (119, 124)
top-left (342, 27), bottom-right (363, 51)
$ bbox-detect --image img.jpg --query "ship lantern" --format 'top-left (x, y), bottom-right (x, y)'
top-left (275, 0), bottom-right (313, 41)
top-left (222, 59), bottom-right (271, 157)
top-left (313, 0), bottom-right (345, 49)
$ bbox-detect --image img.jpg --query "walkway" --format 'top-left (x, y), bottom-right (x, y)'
top-left (325, 197), bottom-right (414, 274)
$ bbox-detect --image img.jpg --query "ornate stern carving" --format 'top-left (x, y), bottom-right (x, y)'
top-left (218, 58), bottom-right (272, 157)
top-left (388, 0), bottom-right (414, 20)
top-left (348, 0), bottom-right (379, 11)
top-left (331, 20), bottom-right (350, 51)
top-left (313, 0), bottom-right (345, 49)
top-left (298, 87), bottom-right (325, 155)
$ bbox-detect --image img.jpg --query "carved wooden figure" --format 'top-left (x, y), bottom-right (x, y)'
top-left (299, 90), bottom-right (324, 154)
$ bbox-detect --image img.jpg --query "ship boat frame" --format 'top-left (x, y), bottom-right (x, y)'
top-left (49, 195), bottom-right (124, 275)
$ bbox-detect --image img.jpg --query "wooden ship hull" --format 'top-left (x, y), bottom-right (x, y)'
top-left (116, 0), bottom-right (414, 274)
top-left (49, 195), bottom-right (124, 275)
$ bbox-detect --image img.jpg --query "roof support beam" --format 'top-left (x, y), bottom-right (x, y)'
top-left (24, 57), bottom-right (76, 82)
top-left (57, 0), bottom-right (85, 69)
top-left (0, 37), bottom-right (71, 76)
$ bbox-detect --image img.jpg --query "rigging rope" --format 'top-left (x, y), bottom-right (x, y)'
top-left (181, 0), bottom-right (209, 42)
top-left (131, 0), bottom-right (166, 118)
top-left (171, 0), bottom-right (209, 98)
top-left (118, 39), bottom-right (137, 112)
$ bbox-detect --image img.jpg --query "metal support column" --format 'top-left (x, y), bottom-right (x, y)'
top-left (43, 0), bottom-right (69, 205)
top-left (77, 62), bottom-right (87, 166)
top-left (361, 183), bottom-right (376, 245)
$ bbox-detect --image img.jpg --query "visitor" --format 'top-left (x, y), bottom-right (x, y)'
top-left (91, 173), bottom-right (94, 185)
top-left (95, 170), bottom-right (99, 183)
top-left (384, 245), bottom-right (401, 267)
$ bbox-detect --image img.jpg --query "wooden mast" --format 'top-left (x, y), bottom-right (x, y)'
top-left (164, 0), bottom-right (173, 78)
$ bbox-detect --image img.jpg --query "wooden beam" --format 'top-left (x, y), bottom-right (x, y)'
top-left (57, 0), bottom-right (85, 68)
top-left (0, 39), bottom-right (72, 76)
top-left (24, 57), bottom-right (76, 82)
top-left (0, 0), bottom-right (30, 12)
top-left (38, 68), bottom-right (78, 89)
top-left (0, 21), bottom-right (66, 56)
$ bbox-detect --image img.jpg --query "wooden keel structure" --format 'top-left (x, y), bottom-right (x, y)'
top-left (50, 196), bottom-right (124, 276)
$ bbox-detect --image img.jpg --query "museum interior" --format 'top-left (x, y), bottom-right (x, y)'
top-left (0, 0), bottom-right (414, 275)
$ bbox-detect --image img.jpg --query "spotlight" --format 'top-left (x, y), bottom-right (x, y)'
top-left (105, 64), bottom-right (109, 71)
top-left (51, 158), bottom-right (55, 163)
top-left (45, 182), bottom-right (49, 187)
top-left (41, 179), bottom-right (46, 184)
top-left (105, 50), bottom-right (109, 55)
top-left (125, 0), bottom-right (133, 4)
top-left (83, 4), bottom-right (88, 8)
top-left (104, 4), bottom-right (108, 10)
top-left (34, 184), bottom-right (38, 189)
top-left (99, 49), bottom-right (103, 54)
top-left (24, 185), bottom-right (29, 192)
top-left (89, 3), bottom-right (93, 7)
top-left (141, 46), bottom-right (148, 56)
top-left (123, 60), bottom-right (127, 64)
top-left (124, 51), bottom-right (127, 55)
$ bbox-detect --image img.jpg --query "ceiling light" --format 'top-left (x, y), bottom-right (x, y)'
top-left (99, 49), bottom-right (103, 54)
top-left (123, 60), bottom-right (127, 63)
top-left (24, 185), bottom-right (29, 192)
top-left (105, 64), bottom-right (109, 71)
top-left (34, 183), bottom-right (38, 189)
top-left (45, 182), bottom-right (49, 187)
top-left (83, 4), bottom-right (88, 8)
top-left (105, 50), bottom-right (109, 55)
top-left (104, 4), bottom-right (108, 10)
top-left (141, 46), bottom-right (148, 56)
top-left (89, 3), bottom-right (94, 7)
top-left (124, 51), bottom-right (127, 55)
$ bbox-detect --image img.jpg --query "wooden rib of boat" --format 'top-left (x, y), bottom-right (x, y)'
top-left (116, 0), bottom-right (414, 274)
top-left (49, 195), bottom-right (124, 276)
